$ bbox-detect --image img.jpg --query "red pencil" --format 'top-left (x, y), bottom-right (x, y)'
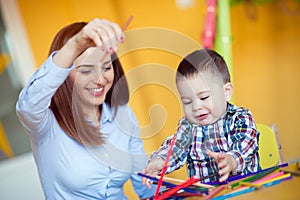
top-left (154, 134), bottom-right (177, 199)
top-left (157, 176), bottom-right (200, 200)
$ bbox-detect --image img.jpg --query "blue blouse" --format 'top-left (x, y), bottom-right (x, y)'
top-left (16, 52), bottom-right (155, 200)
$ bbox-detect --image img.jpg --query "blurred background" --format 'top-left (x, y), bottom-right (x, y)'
top-left (0, 0), bottom-right (299, 199)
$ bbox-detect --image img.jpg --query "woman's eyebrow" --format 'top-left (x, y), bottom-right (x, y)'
top-left (103, 60), bottom-right (112, 65)
top-left (75, 60), bottom-right (111, 69)
top-left (196, 91), bottom-right (210, 96)
top-left (75, 64), bottom-right (93, 69)
top-left (181, 97), bottom-right (190, 100)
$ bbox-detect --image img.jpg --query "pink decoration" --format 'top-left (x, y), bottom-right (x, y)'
top-left (202, 0), bottom-right (217, 48)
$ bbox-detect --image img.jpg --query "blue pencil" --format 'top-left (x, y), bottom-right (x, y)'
top-left (212, 187), bottom-right (256, 200)
top-left (211, 179), bottom-right (282, 199)
top-left (230, 163), bottom-right (288, 181)
top-left (208, 162), bottom-right (289, 185)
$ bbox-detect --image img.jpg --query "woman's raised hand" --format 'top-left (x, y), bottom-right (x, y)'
top-left (53, 18), bottom-right (125, 68)
top-left (73, 18), bottom-right (125, 54)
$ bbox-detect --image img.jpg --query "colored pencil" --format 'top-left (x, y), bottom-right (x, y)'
top-left (207, 163), bottom-right (288, 187)
top-left (154, 134), bottom-right (177, 199)
top-left (156, 175), bottom-right (214, 188)
top-left (136, 172), bottom-right (176, 188)
top-left (122, 16), bottom-right (134, 31)
top-left (151, 181), bottom-right (208, 194)
top-left (230, 166), bottom-right (278, 189)
top-left (137, 172), bottom-right (207, 194)
top-left (256, 173), bottom-right (292, 185)
top-left (205, 185), bottom-right (226, 200)
top-left (227, 162), bottom-right (288, 182)
top-left (157, 176), bottom-right (200, 200)
top-left (212, 187), bottom-right (256, 200)
top-left (210, 166), bottom-right (292, 199)
top-left (230, 172), bottom-right (292, 193)
top-left (280, 169), bottom-right (300, 176)
top-left (239, 182), bottom-right (261, 189)
top-left (232, 171), bottom-right (286, 192)
top-left (212, 179), bottom-right (283, 200)
top-left (253, 171), bottom-right (284, 184)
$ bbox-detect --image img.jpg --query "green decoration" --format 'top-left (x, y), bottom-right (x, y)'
top-left (215, 0), bottom-right (233, 81)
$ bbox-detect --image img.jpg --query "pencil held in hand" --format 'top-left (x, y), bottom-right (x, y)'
top-left (122, 15), bottom-right (133, 31)
top-left (154, 135), bottom-right (177, 199)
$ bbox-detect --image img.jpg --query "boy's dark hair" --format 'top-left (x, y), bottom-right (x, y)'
top-left (176, 48), bottom-right (231, 84)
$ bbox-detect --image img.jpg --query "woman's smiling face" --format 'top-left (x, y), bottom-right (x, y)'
top-left (69, 47), bottom-right (114, 108)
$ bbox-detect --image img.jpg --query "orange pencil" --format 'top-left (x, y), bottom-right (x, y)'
top-left (122, 15), bottom-right (134, 31)
top-left (205, 185), bottom-right (225, 200)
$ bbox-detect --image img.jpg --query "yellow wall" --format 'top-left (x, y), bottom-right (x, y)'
top-left (230, 2), bottom-right (300, 162)
top-left (16, 0), bottom-right (300, 199)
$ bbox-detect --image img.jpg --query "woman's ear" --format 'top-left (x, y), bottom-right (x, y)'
top-left (224, 82), bottom-right (233, 101)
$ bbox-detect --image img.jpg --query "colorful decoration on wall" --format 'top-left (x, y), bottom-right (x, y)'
top-left (214, 0), bottom-right (233, 80)
top-left (202, 0), bottom-right (217, 49)
top-left (201, 0), bottom-right (300, 102)
top-left (201, 0), bottom-right (233, 85)
top-left (201, 0), bottom-right (233, 101)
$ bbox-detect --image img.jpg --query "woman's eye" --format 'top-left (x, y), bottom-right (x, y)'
top-left (200, 96), bottom-right (209, 101)
top-left (183, 101), bottom-right (191, 105)
top-left (102, 64), bottom-right (112, 71)
top-left (80, 70), bottom-right (92, 74)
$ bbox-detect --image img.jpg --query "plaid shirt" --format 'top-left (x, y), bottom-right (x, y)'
top-left (151, 103), bottom-right (261, 183)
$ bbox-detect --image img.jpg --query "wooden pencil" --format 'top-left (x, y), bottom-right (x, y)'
top-left (230, 166), bottom-right (279, 189)
top-left (204, 185), bottom-right (225, 199)
top-left (154, 135), bottom-right (177, 199)
top-left (156, 176), bottom-right (214, 188)
top-left (122, 15), bottom-right (133, 31)
top-left (239, 182), bottom-right (262, 189)
top-left (157, 176), bottom-right (200, 200)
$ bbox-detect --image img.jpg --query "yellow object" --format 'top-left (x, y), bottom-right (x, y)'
top-left (0, 53), bottom-right (11, 74)
top-left (257, 123), bottom-right (283, 169)
top-left (0, 120), bottom-right (14, 158)
top-left (239, 182), bottom-right (262, 189)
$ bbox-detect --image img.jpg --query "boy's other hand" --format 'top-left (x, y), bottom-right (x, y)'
top-left (206, 149), bottom-right (237, 182)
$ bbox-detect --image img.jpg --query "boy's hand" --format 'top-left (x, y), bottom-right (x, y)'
top-left (206, 149), bottom-right (237, 182)
top-left (141, 157), bottom-right (166, 188)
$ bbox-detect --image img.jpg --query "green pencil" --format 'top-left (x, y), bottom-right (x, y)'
top-left (230, 166), bottom-right (279, 189)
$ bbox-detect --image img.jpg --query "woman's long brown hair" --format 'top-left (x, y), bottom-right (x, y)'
top-left (49, 22), bottom-right (129, 146)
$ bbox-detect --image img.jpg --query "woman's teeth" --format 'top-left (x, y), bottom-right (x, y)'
top-left (90, 87), bottom-right (103, 92)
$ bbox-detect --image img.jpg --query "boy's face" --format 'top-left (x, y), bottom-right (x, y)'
top-left (177, 72), bottom-right (232, 126)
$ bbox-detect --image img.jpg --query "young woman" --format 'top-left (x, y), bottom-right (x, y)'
top-left (16, 18), bottom-right (155, 200)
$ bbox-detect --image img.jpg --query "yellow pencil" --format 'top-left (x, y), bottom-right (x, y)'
top-left (256, 173), bottom-right (291, 186)
top-left (239, 182), bottom-right (262, 189)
